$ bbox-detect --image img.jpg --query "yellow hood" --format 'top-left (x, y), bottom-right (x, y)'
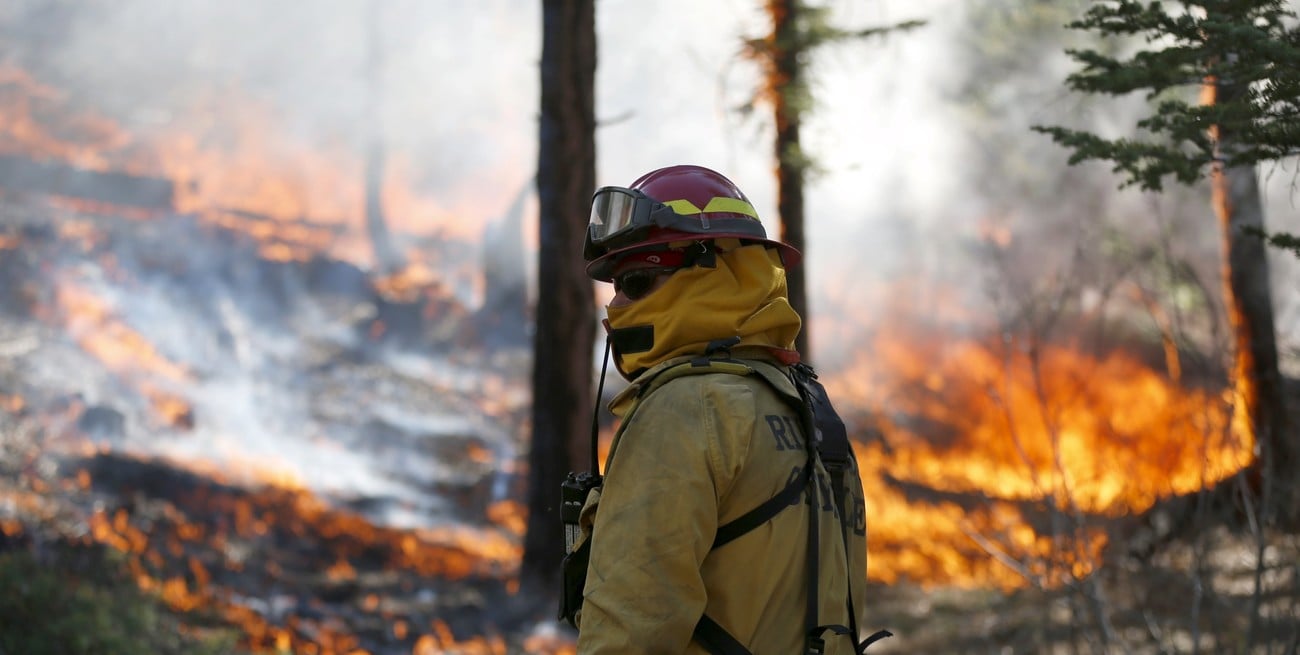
top-left (604, 243), bottom-right (801, 379)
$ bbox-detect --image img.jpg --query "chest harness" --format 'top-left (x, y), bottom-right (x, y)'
top-left (560, 338), bottom-right (892, 654)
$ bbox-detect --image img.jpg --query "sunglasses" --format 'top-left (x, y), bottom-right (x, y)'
top-left (613, 266), bottom-right (680, 300)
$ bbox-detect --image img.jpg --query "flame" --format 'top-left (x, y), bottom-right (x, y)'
top-left (0, 394), bottom-right (24, 413)
top-left (0, 65), bottom-right (127, 168)
top-left (372, 261), bottom-right (446, 303)
top-left (486, 499), bottom-right (526, 537)
top-left (824, 319), bottom-right (1252, 588)
top-left (326, 556), bottom-right (358, 582)
top-left (523, 631), bottom-right (578, 655)
top-left (40, 280), bottom-right (194, 427)
top-left (52, 281), bottom-right (190, 383)
top-left (0, 519), bottom-right (23, 537)
top-left (1, 66), bottom-right (492, 277)
top-left (414, 620), bottom-right (508, 655)
top-left (141, 96), bottom-right (477, 242)
top-left (68, 452), bottom-right (531, 654)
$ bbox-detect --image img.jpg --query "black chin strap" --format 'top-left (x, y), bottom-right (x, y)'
top-left (589, 336), bottom-right (613, 473)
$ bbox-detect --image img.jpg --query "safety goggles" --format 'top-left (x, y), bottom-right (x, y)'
top-left (587, 187), bottom-right (684, 249)
top-left (613, 266), bottom-right (681, 300)
top-left (584, 186), bottom-right (769, 266)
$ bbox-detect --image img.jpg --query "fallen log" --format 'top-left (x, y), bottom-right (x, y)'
top-left (0, 154), bottom-right (174, 210)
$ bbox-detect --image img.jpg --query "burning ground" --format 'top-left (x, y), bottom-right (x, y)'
top-left (0, 194), bottom-right (572, 653)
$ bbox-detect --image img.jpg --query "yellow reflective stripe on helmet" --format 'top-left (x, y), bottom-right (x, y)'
top-left (663, 199), bottom-right (704, 215)
top-left (663, 197), bottom-right (759, 219)
top-left (702, 196), bottom-right (758, 218)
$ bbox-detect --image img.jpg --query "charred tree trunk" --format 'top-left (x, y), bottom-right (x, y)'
top-left (478, 180), bottom-right (532, 347)
top-left (363, 1), bottom-right (403, 277)
top-left (765, 0), bottom-right (812, 360)
top-left (520, 0), bottom-right (596, 602)
top-left (1204, 73), bottom-right (1295, 517)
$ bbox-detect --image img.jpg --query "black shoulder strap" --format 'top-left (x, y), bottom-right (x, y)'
top-left (692, 615), bottom-right (752, 655)
top-left (790, 363), bottom-right (860, 643)
top-left (713, 457), bottom-right (811, 549)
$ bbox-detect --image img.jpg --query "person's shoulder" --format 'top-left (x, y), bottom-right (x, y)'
top-left (641, 359), bottom-right (777, 409)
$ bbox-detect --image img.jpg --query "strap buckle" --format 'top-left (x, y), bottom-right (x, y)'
top-left (804, 636), bottom-right (826, 655)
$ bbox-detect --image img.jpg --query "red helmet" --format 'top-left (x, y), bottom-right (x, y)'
top-left (583, 164), bottom-right (801, 281)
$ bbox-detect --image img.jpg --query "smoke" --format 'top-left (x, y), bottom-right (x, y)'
top-left (3, 0), bottom-right (540, 231)
top-left (5, 0), bottom-right (1295, 366)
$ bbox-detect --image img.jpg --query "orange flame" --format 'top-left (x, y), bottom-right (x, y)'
top-left (825, 320), bottom-right (1252, 588)
top-left (0, 65), bottom-right (127, 168)
top-left (52, 281), bottom-right (190, 383)
top-left (0, 394), bottom-right (24, 413)
top-left (2, 66), bottom-right (488, 274)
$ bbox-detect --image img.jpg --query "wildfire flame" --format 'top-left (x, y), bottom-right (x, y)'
top-left (824, 319), bottom-right (1252, 588)
top-left (1, 65), bottom-right (484, 271)
top-left (0, 65), bottom-right (126, 169)
top-left (50, 282), bottom-right (189, 383)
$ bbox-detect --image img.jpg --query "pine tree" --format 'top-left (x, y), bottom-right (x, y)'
top-left (1035, 0), bottom-right (1300, 189)
top-left (743, 1), bottom-right (922, 362)
top-left (1035, 0), bottom-right (1299, 517)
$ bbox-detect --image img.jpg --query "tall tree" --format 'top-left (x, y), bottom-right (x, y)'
top-left (744, 2), bottom-right (921, 361)
top-left (520, 0), bottom-right (596, 601)
top-left (1035, 0), bottom-right (1299, 515)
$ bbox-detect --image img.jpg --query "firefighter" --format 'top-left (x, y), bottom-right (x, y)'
top-left (572, 164), bottom-right (871, 654)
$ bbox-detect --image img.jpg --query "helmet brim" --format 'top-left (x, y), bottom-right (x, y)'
top-left (586, 234), bottom-right (801, 282)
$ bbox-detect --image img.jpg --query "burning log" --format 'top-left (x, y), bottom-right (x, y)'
top-left (0, 154), bottom-right (174, 210)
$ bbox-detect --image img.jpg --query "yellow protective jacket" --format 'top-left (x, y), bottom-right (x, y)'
top-left (575, 352), bottom-right (868, 654)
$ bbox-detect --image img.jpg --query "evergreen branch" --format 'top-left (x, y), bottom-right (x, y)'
top-left (1242, 226), bottom-right (1300, 259)
top-left (1040, 0), bottom-right (1300, 192)
top-left (1031, 125), bottom-right (1209, 191)
top-left (831, 19), bottom-right (928, 41)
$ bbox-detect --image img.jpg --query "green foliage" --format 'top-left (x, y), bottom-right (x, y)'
top-left (0, 544), bottom-right (239, 655)
top-left (1244, 224), bottom-right (1300, 256)
top-left (1032, 0), bottom-right (1300, 192)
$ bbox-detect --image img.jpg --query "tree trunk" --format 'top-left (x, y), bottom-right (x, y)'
top-left (364, 0), bottom-right (402, 276)
top-left (477, 180), bottom-right (532, 347)
top-left (766, 0), bottom-right (811, 361)
top-left (1204, 75), bottom-right (1295, 517)
top-left (520, 0), bottom-right (596, 603)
